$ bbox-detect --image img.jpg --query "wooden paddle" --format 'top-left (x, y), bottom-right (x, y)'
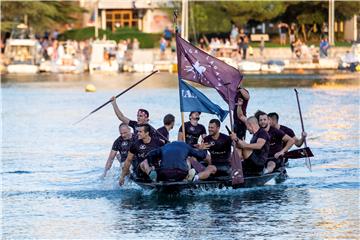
top-left (294, 89), bottom-right (312, 171)
top-left (73, 70), bottom-right (158, 125)
top-left (267, 147), bottom-right (314, 161)
top-left (226, 125), bottom-right (244, 186)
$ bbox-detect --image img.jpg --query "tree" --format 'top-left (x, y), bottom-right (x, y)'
top-left (1, 1), bottom-right (86, 33)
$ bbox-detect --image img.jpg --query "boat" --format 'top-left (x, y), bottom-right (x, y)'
top-left (4, 24), bottom-right (40, 74)
top-left (130, 172), bottom-right (280, 193)
top-left (89, 40), bottom-right (120, 73)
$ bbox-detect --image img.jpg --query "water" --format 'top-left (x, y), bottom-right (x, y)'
top-left (2, 72), bottom-right (359, 239)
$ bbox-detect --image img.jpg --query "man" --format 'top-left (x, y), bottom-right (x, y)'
top-left (110, 96), bottom-right (156, 137)
top-left (203, 119), bottom-right (232, 176)
top-left (142, 141), bottom-right (216, 182)
top-left (119, 124), bottom-right (164, 186)
top-left (268, 112), bottom-right (307, 147)
top-left (234, 86), bottom-right (250, 140)
top-left (101, 123), bottom-right (134, 178)
top-left (230, 116), bottom-right (270, 175)
top-left (178, 111), bottom-right (206, 146)
top-left (156, 114), bottom-right (175, 143)
top-left (255, 111), bottom-right (295, 173)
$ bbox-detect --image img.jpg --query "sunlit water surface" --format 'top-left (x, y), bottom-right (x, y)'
top-left (2, 72), bottom-right (359, 239)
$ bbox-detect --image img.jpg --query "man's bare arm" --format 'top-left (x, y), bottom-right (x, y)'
top-left (111, 97), bottom-right (130, 124)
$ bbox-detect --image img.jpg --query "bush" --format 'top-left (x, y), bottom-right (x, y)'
top-left (58, 27), bottom-right (162, 48)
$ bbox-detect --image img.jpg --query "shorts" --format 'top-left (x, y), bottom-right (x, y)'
top-left (156, 168), bottom-right (188, 182)
top-left (213, 163), bottom-right (231, 177)
top-left (266, 157), bottom-right (284, 170)
top-left (242, 152), bottom-right (265, 175)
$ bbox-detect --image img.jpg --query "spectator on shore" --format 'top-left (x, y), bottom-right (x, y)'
top-left (260, 37), bottom-right (265, 56)
top-left (164, 27), bottom-right (172, 42)
top-left (289, 24), bottom-right (296, 44)
top-left (230, 24), bottom-right (239, 42)
top-left (278, 22), bottom-right (289, 45)
top-left (132, 38), bottom-right (139, 50)
top-left (320, 37), bottom-right (330, 58)
top-left (294, 38), bottom-right (303, 59)
top-left (242, 36), bottom-right (249, 60)
top-left (160, 37), bottom-right (167, 59)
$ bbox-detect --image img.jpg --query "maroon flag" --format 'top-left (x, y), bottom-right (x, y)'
top-left (176, 34), bottom-right (243, 109)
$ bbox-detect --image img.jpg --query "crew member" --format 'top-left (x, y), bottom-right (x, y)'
top-left (255, 111), bottom-right (295, 173)
top-left (178, 111), bottom-right (206, 146)
top-left (203, 119), bottom-right (232, 176)
top-left (157, 113), bottom-right (175, 143)
top-left (268, 112), bottom-right (307, 147)
top-left (231, 116), bottom-right (270, 175)
top-left (101, 123), bottom-right (134, 178)
top-left (119, 124), bottom-right (164, 186)
top-left (234, 84), bottom-right (250, 140)
top-left (144, 141), bottom-right (216, 182)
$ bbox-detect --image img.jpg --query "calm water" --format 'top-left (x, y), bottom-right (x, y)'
top-left (2, 72), bottom-right (359, 239)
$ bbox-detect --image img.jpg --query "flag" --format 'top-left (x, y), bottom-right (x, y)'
top-left (179, 79), bottom-right (229, 122)
top-left (176, 34), bottom-right (243, 109)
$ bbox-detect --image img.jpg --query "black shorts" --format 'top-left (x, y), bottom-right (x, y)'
top-left (213, 163), bottom-right (231, 177)
top-left (234, 122), bottom-right (247, 140)
top-left (243, 152), bottom-right (264, 175)
top-left (266, 157), bottom-right (284, 170)
top-left (156, 168), bottom-right (188, 182)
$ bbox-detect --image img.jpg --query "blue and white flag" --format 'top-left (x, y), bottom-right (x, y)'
top-left (179, 79), bottom-right (229, 122)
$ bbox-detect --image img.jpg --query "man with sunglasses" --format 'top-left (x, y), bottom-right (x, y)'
top-left (178, 111), bottom-right (207, 146)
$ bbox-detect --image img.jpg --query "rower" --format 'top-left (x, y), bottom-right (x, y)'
top-left (230, 116), bottom-right (270, 176)
top-left (268, 112), bottom-right (307, 147)
top-left (203, 119), bottom-right (232, 176)
top-left (233, 84), bottom-right (250, 140)
top-left (101, 123), bottom-right (134, 178)
top-left (156, 113), bottom-right (175, 143)
top-left (119, 124), bottom-right (164, 186)
top-left (144, 141), bottom-right (217, 182)
top-left (110, 96), bottom-right (157, 137)
top-left (255, 110), bottom-right (295, 174)
top-left (178, 111), bottom-right (207, 146)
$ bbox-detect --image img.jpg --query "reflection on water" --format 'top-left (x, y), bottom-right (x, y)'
top-left (2, 73), bottom-right (359, 239)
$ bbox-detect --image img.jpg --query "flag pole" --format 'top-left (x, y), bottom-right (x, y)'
top-left (174, 10), bottom-right (186, 141)
top-left (226, 83), bottom-right (234, 130)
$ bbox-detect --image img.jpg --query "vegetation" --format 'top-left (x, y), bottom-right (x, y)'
top-left (1, 1), bottom-right (86, 32)
top-left (58, 27), bottom-right (162, 48)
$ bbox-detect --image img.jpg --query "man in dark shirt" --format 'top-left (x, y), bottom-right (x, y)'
top-left (146, 141), bottom-right (216, 182)
top-left (234, 86), bottom-right (250, 140)
top-left (119, 124), bottom-right (164, 186)
top-left (255, 111), bottom-right (295, 173)
top-left (231, 116), bottom-right (270, 175)
top-left (156, 113), bottom-right (175, 143)
top-left (178, 111), bottom-right (206, 145)
top-left (268, 112), bottom-right (307, 147)
top-left (110, 96), bottom-right (157, 137)
top-left (203, 119), bottom-right (232, 176)
top-left (102, 123), bottom-right (134, 178)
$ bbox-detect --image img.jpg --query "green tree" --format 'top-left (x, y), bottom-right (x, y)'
top-left (1, 1), bottom-right (86, 33)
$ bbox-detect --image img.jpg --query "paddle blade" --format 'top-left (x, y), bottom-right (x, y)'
top-left (231, 148), bottom-right (244, 186)
top-left (284, 147), bottom-right (314, 159)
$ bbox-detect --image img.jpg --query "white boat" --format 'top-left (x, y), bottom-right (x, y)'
top-left (238, 60), bottom-right (262, 72)
top-left (5, 38), bottom-right (39, 74)
top-left (89, 40), bottom-right (119, 73)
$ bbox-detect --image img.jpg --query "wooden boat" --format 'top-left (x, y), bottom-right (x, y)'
top-left (130, 172), bottom-right (280, 193)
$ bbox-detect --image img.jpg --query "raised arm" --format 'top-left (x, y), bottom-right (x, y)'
top-left (111, 96), bottom-right (130, 124)
top-left (119, 152), bottom-right (134, 186)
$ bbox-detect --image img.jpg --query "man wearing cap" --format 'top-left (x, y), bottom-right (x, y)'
top-left (178, 111), bottom-right (207, 146)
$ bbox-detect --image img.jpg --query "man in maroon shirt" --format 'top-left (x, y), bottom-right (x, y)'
top-left (230, 116), bottom-right (270, 175)
top-left (178, 111), bottom-right (206, 145)
top-left (268, 112), bottom-right (307, 147)
top-left (255, 111), bottom-right (295, 173)
top-left (234, 86), bottom-right (250, 140)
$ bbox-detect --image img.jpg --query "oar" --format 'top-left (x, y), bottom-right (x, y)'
top-left (294, 89), bottom-right (312, 171)
top-left (73, 70), bottom-right (159, 125)
top-left (267, 147), bottom-right (314, 161)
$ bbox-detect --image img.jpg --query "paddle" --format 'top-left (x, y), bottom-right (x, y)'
top-left (267, 147), bottom-right (314, 161)
top-left (226, 125), bottom-right (244, 186)
top-left (294, 89), bottom-right (312, 171)
top-left (73, 70), bottom-right (159, 125)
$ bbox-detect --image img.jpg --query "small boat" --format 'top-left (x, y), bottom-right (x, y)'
top-left (89, 40), bottom-right (119, 73)
top-left (130, 172), bottom-right (280, 193)
top-left (4, 24), bottom-right (40, 74)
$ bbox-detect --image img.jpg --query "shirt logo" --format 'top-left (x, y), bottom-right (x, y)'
top-left (121, 142), bottom-right (128, 146)
top-left (139, 144), bottom-right (146, 150)
top-left (189, 126), bottom-right (195, 132)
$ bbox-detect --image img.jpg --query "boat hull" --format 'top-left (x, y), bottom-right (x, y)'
top-left (130, 172), bottom-right (280, 193)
